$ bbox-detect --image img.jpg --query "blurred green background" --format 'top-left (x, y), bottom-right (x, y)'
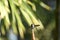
top-left (0, 0), bottom-right (56, 40)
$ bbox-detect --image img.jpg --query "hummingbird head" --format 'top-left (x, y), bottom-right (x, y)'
top-left (31, 24), bottom-right (40, 29)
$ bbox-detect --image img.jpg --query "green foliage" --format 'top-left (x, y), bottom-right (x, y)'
top-left (0, 0), bottom-right (56, 40)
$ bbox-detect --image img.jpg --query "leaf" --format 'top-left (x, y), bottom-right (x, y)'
top-left (39, 2), bottom-right (51, 11)
top-left (1, 26), bottom-right (5, 35)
